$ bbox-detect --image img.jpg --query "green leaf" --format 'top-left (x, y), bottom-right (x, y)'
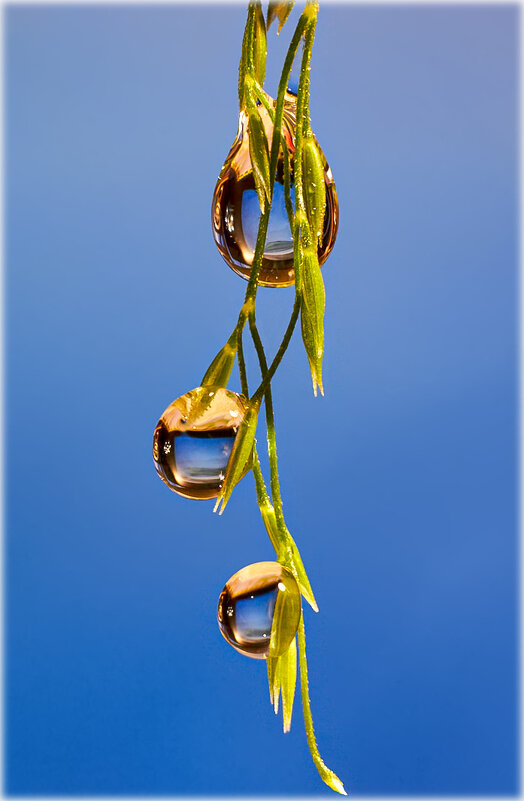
top-left (300, 247), bottom-right (325, 396)
top-left (247, 107), bottom-right (271, 213)
top-left (238, 7), bottom-right (250, 107)
top-left (285, 534), bottom-right (318, 612)
top-left (269, 575), bottom-right (302, 659)
top-left (267, 655), bottom-right (281, 713)
top-left (298, 616), bottom-right (347, 795)
top-left (253, 3), bottom-right (267, 87)
top-left (259, 502), bottom-right (284, 558)
top-left (214, 401), bottom-right (260, 514)
top-left (302, 135), bottom-right (326, 245)
top-left (280, 637), bottom-right (297, 733)
top-left (201, 331), bottom-right (237, 388)
top-left (259, 504), bottom-right (318, 611)
top-left (266, 1), bottom-right (295, 33)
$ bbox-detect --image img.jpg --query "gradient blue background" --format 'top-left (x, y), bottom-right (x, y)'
top-left (5, 3), bottom-right (519, 795)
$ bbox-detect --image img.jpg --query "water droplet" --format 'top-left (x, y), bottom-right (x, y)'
top-left (212, 90), bottom-right (338, 288)
top-left (153, 386), bottom-right (247, 500)
top-left (217, 562), bottom-right (301, 659)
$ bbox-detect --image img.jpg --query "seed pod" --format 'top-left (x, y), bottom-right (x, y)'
top-left (247, 107), bottom-right (271, 213)
top-left (303, 135), bottom-right (327, 246)
top-left (253, 3), bottom-right (267, 87)
top-left (266, 1), bottom-right (295, 33)
top-left (300, 247), bottom-right (325, 396)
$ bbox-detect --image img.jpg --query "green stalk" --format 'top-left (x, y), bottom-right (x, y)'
top-left (248, 314), bottom-right (285, 526)
top-left (236, 325), bottom-right (249, 398)
top-left (236, 8), bottom-right (309, 326)
top-left (212, 3), bottom-right (343, 792)
top-left (298, 615), bottom-right (347, 795)
top-left (293, 2), bottom-right (317, 257)
top-left (251, 294), bottom-right (300, 405)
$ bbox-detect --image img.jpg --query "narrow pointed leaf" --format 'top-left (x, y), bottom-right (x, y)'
top-left (260, 502), bottom-right (284, 559)
top-left (298, 616), bottom-right (347, 795)
top-left (266, 1), bottom-right (295, 33)
top-left (201, 331), bottom-right (237, 388)
top-left (300, 248), bottom-right (325, 396)
top-left (267, 655), bottom-right (276, 704)
top-left (267, 655), bottom-right (281, 713)
top-left (259, 503), bottom-right (318, 611)
top-left (269, 576), bottom-right (302, 659)
top-left (253, 3), bottom-right (267, 87)
top-left (215, 402), bottom-right (259, 513)
top-left (285, 534), bottom-right (319, 612)
top-left (303, 135), bottom-right (326, 245)
top-left (248, 107), bottom-right (271, 212)
top-left (280, 637), bottom-right (297, 733)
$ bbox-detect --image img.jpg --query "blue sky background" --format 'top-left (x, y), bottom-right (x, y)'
top-left (5, 3), bottom-right (519, 795)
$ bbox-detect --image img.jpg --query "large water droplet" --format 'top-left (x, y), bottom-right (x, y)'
top-left (212, 91), bottom-right (338, 288)
top-left (153, 387), bottom-right (247, 500)
top-left (218, 561), bottom-right (301, 659)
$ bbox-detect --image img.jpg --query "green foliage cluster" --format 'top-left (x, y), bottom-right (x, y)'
top-left (201, 2), bottom-right (345, 793)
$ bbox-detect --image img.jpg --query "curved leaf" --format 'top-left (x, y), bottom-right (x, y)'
top-left (201, 331), bottom-right (237, 388)
top-left (214, 401), bottom-right (260, 514)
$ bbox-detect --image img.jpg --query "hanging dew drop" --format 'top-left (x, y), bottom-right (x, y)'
top-left (211, 90), bottom-right (339, 288)
top-left (217, 561), bottom-right (301, 659)
top-left (152, 387), bottom-right (247, 500)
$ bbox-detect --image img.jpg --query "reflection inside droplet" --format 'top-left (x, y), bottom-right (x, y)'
top-left (153, 387), bottom-right (247, 500)
top-left (241, 183), bottom-right (295, 258)
top-left (171, 431), bottom-right (235, 486)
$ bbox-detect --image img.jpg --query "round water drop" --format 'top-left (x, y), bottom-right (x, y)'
top-left (212, 90), bottom-right (338, 288)
top-left (152, 387), bottom-right (247, 500)
top-left (217, 562), bottom-right (301, 659)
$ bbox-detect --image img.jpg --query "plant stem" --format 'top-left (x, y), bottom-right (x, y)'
top-left (251, 80), bottom-right (275, 119)
top-left (236, 8), bottom-right (310, 331)
top-left (251, 294), bottom-right (301, 404)
top-left (248, 314), bottom-right (286, 527)
top-left (293, 2), bottom-right (318, 262)
top-left (297, 614), bottom-right (347, 796)
top-left (236, 325), bottom-right (249, 397)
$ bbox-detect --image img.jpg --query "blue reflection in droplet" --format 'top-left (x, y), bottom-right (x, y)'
top-left (242, 183), bottom-right (295, 257)
top-left (173, 432), bottom-right (234, 486)
top-left (232, 586), bottom-right (278, 645)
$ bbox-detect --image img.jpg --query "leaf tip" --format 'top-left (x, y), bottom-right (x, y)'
top-left (312, 375), bottom-right (324, 397)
